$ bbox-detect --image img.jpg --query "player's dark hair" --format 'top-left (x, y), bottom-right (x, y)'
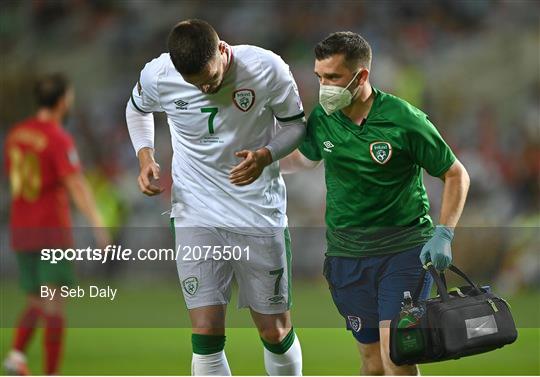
top-left (34, 73), bottom-right (70, 108)
top-left (168, 19), bottom-right (219, 75)
top-left (315, 31), bottom-right (372, 69)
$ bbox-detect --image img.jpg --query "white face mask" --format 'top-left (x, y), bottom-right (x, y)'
top-left (319, 70), bottom-right (361, 115)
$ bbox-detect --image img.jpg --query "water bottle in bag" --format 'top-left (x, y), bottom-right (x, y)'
top-left (396, 291), bottom-right (425, 357)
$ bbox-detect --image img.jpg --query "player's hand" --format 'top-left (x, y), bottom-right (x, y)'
top-left (420, 225), bottom-right (454, 271)
top-left (137, 149), bottom-right (164, 196)
top-left (138, 161), bottom-right (164, 195)
top-left (229, 148), bottom-right (273, 186)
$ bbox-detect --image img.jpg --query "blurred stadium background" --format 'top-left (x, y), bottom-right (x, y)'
top-left (0, 0), bottom-right (539, 375)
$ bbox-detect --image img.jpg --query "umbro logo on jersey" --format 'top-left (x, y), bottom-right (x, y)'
top-left (323, 140), bottom-right (334, 153)
top-left (174, 99), bottom-right (189, 110)
top-left (233, 89), bottom-right (255, 112)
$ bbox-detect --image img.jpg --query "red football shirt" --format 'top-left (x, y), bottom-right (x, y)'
top-left (5, 118), bottom-right (81, 251)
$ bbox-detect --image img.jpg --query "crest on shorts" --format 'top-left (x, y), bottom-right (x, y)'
top-left (233, 89), bottom-right (255, 112)
top-left (182, 277), bottom-right (199, 296)
top-left (370, 141), bottom-right (392, 164)
top-left (348, 315), bottom-right (362, 332)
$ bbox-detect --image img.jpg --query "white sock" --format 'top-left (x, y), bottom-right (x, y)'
top-left (263, 333), bottom-right (303, 376)
top-left (191, 351), bottom-right (231, 376)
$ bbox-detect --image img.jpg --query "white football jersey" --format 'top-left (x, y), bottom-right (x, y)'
top-left (131, 45), bottom-right (305, 234)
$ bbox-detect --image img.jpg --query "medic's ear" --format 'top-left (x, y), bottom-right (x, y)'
top-left (358, 68), bottom-right (369, 85)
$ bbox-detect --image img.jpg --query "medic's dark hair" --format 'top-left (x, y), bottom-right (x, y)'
top-left (315, 31), bottom-right (372, 68)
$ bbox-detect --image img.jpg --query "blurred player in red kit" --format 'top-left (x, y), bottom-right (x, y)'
top-left (3, 73), bottom-right (109, 375)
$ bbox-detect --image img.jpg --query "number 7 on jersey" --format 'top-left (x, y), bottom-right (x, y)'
top-left (201, 107), bottom-right (218, 134)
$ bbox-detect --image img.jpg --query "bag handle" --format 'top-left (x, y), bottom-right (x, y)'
top-left (426, 263), bottom-right (451, 301)
top-left (446, 264), bottom-right (483, 294)
top-left (412, 264), bottom-right (445, 301)
top-left (412, 263), bottom-right (482, 302)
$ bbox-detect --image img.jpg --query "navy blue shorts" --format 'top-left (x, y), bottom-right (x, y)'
top-left (323, 245), bottom-right (433, 344)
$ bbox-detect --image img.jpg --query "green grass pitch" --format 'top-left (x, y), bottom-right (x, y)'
top-left (1, 281), bottom-right (538, 375)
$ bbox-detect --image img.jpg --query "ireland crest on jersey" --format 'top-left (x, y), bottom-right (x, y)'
top-left (182, 277), bottom-right (199, 296)
top-left (370, 141), bottom-right (392, 164)
top-left (233, 89), bottom-right (255, 112)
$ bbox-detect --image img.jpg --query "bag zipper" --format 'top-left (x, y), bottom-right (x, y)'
top-left (427, 296), bottom-right (503, 317)
top-left (487, 298), bottom-right (499, 312)
top-left (500, 297), bottom-right (511, 309)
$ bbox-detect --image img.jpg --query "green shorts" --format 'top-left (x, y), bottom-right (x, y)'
top-left (15, 252), bottom-right (75, 294)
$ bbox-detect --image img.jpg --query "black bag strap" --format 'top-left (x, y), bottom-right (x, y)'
top-left (412, 263), bottom-right (450, 302)
top-left (412, 268), bottom-right (427, 302)
top-left (439, 272), bottom-right (447, 291)
top-left (447, 264), bottom-right (482, 294)
top-left (412, 263), bottom-right (482, 302)
top-left (426, 263), bottom-right (451, 301)
top-left (412, 266), bottom-right (445, 302)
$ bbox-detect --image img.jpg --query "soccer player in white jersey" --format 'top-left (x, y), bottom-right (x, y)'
top-left (125, 19), bottom-right (305, 375)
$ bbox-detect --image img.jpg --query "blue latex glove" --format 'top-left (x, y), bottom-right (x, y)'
top-left (420, 225), bottom-right (454, 270)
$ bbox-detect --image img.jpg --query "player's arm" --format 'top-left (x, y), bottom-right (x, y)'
top-left (52, 134), bottom-right (110, 248)
top-left (63, 173), bottom-right (109, 248)
top-left (126, 57), bottom-right (165, 196)
top-left (279, 108), bottom-right (323, 174)
top-left (230, 52), bottom-right (307, 186)
top-left (279, 149), bottom-right (321, 174)
top-left (420, 159), bottom-right (469, 271)
top-left (410, 115), bottom-right (470, 270)
top-left (438, 159), bottom-right (470, 228)
top-left (229, 117), bottom-right (306, 186)
top-left (125, 103), bottom-right (163, 196)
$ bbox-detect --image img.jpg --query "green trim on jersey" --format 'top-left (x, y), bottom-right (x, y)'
top-left (284, 227), bottom-right (292, 307)
top-left (299, 87), bottom-right (456, 257)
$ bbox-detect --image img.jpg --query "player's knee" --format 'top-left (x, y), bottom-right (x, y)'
top-left (191, 312), bottom-right (225, 335)
top-left (379, 346), bottom-right (417, 376)
top-left (259, 326), bottom-right (291, 344)
top-left (359, 344), bottom-right (384, 375)
top-left (362, 362), bottom-right (384, 376)
top-left (191, 321), bottom-right (225, 335)
top-left (40, 291), bottom-right (63, 316)
top-left (361, 354), bottom-right (384, 376)
top-left (41, 303), bottom-right (62, 317)
top-left (260, 327), bottom-right (297, 358)
top-left (27, 295), bottom-right (42, 309)
top-left (382, 362), bottom-right (418, 376)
